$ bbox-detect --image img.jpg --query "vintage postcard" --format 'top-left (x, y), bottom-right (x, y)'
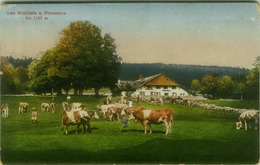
top-left (0, 1), bottom-right (259, 164)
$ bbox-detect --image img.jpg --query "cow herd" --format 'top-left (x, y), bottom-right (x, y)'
top-left (0, 97), bottom-right (259, 136)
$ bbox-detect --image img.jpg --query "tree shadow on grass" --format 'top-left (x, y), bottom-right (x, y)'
top-left (2, 138), bottom-right (259, 164)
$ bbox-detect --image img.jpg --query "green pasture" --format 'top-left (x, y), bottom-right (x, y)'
top-left (0, 96), bottom-right (259, 164)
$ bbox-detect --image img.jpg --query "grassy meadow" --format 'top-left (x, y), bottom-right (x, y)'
top-left (0, 95), bottom-right (259, 164)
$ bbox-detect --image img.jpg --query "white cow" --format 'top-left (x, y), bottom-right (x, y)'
top-left (19, 102), bottom-right (29, 113)
top-left (236, 110), bottom-right (259, 130)
top-left (41, 103), bottom-right (50, 113)
top-left (1, 103), bottom-right (9, 118)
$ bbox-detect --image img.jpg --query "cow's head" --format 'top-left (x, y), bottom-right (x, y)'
top-left (79, 111), bottom-right (90, 118)
top-left (93, 111), bottom-right (99, 119)
top-left (236, 121), bottom-right (242, 129)
top-left (97, 105), bottom-right (102, 110)
top-left (128, 112), bottom-right (135, 121)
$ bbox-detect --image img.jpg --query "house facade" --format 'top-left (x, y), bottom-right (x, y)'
top-left (116, 73), bottom-right (192, 98)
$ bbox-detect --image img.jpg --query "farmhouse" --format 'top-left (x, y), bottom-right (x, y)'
top-left (116, 73), bottom-right (193, 98)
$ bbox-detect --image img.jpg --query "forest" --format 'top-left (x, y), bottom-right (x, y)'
top-left (1, 55), bottom-right (259, 100)
top-left (119, 63), bottom-right (248, 88)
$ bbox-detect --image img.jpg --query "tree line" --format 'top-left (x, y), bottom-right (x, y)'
top-left (2, 55), bottom-right (259, 100)
top-left (191, 57), bottom-right (259, 100)
top-left (119, 63), bottom-right (248, 88)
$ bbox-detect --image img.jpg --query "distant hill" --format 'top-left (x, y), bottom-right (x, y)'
top-left (4, 56), bottom-right (33, 69)
top-left (119, 63), bottom-right (249, 89)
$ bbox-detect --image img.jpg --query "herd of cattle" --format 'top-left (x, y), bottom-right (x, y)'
top-left (0, 97), bottom-right (259, 135)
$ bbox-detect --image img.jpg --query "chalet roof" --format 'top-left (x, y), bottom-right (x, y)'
top-left (116, 73), bottom-right (180, 91)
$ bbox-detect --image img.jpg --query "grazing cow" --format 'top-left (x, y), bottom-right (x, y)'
top-left (62, 110), bottom-right (99, 135)
top-left (96, 104), bottom-right (116, 119)
top-left (19, 102), bottom-right (29, 113)
top-left (49, 102), bottom-right (56, 113)
top-left (62, 101), bottom-right (71, 111)
top-left (107, 107), bottom-right (123, 121)
top-left (182, 99), bottom-right (190, 106)
top-left (1, 103), bottom-right (9, 118)
top-left (129, 108), bottom-right (173, 135)
top-left (236, 110), bottom-right (259, 130)
top-left (41, 103), bottom-right (50, 113)
top-left (71, 103), bottom-right (82, 110)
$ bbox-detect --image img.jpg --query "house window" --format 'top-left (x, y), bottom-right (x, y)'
top-left (163, 86), bottom-right (168, 89)
top-left (156, 86), bottom-right (161, 89)
top-left (139, 91), bottom-right (145, 96)
top-left (172, 92), bottom-right (177, 96)
top-left (164, 93), bottom-right (169, 96)
top-left (150, 91), bottom-right (155, 96)
top-left (172, 86), bottom-right (176, 89)
top-left (155, 92), bottom-right (161, 96)
top-left (146, 86), bottom-right (153, 90)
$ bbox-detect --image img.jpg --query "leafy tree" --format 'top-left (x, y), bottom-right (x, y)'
top-left (16, 66), bottom-right (30, 93)
top-left (217, 76), bottom-right (235, 98)
top-left (234, 82), bottom-right (246, 100)
top-left (50, 21), bottom-right (121, 96)
top-left (191, 79), bottom-right (201, 93)
top-left (0, 57), bottom-right (19, 94)
top-left (28, 50), bottom-right (54, 95)
top-left (200, 75), bottom-right (219, 99)
top-left (245, 56), bottom-right (259, 99)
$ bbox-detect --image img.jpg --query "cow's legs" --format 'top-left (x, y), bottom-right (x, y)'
top-left (164, 121), bottom-right (169, 135)
top-left (148, 123), bottom-right (152, 134)
top-left (244, 120), bottom-right (248, 130)
top-left (86, 121), bottom-right (91, 133)
top-left (82, 124), bottom-right (87, 133)
top-left (117, 114), bottom-right (120, 121)
top-left (255, 119), bottom-right (258, 130)
top-left (165, 121), bottom-right (172, 135)
top-left (143, 122), bottom-right (148, 134)
top-left (109, 114), bottom-right (113, 121)
top-left (65, 125), bottom-right (69, 135)
top-left (76, 124), bottom-right (79, 134)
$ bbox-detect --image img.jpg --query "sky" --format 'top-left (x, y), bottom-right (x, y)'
top-left (0, 2), bottom-right (259, 68)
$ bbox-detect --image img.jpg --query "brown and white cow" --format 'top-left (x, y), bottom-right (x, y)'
top-left (107, 107), bottom-right (123, 121)
top-left (62, 110), bottom-right (99, 135)
top-left (236, 110), bottom-right (259, 130)
top-left (129, 108), bottom-right (173, 135)
top-left (49, 102), bottom-right (56, 113)
top-left (19, 102), bottom-right (29, 113)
